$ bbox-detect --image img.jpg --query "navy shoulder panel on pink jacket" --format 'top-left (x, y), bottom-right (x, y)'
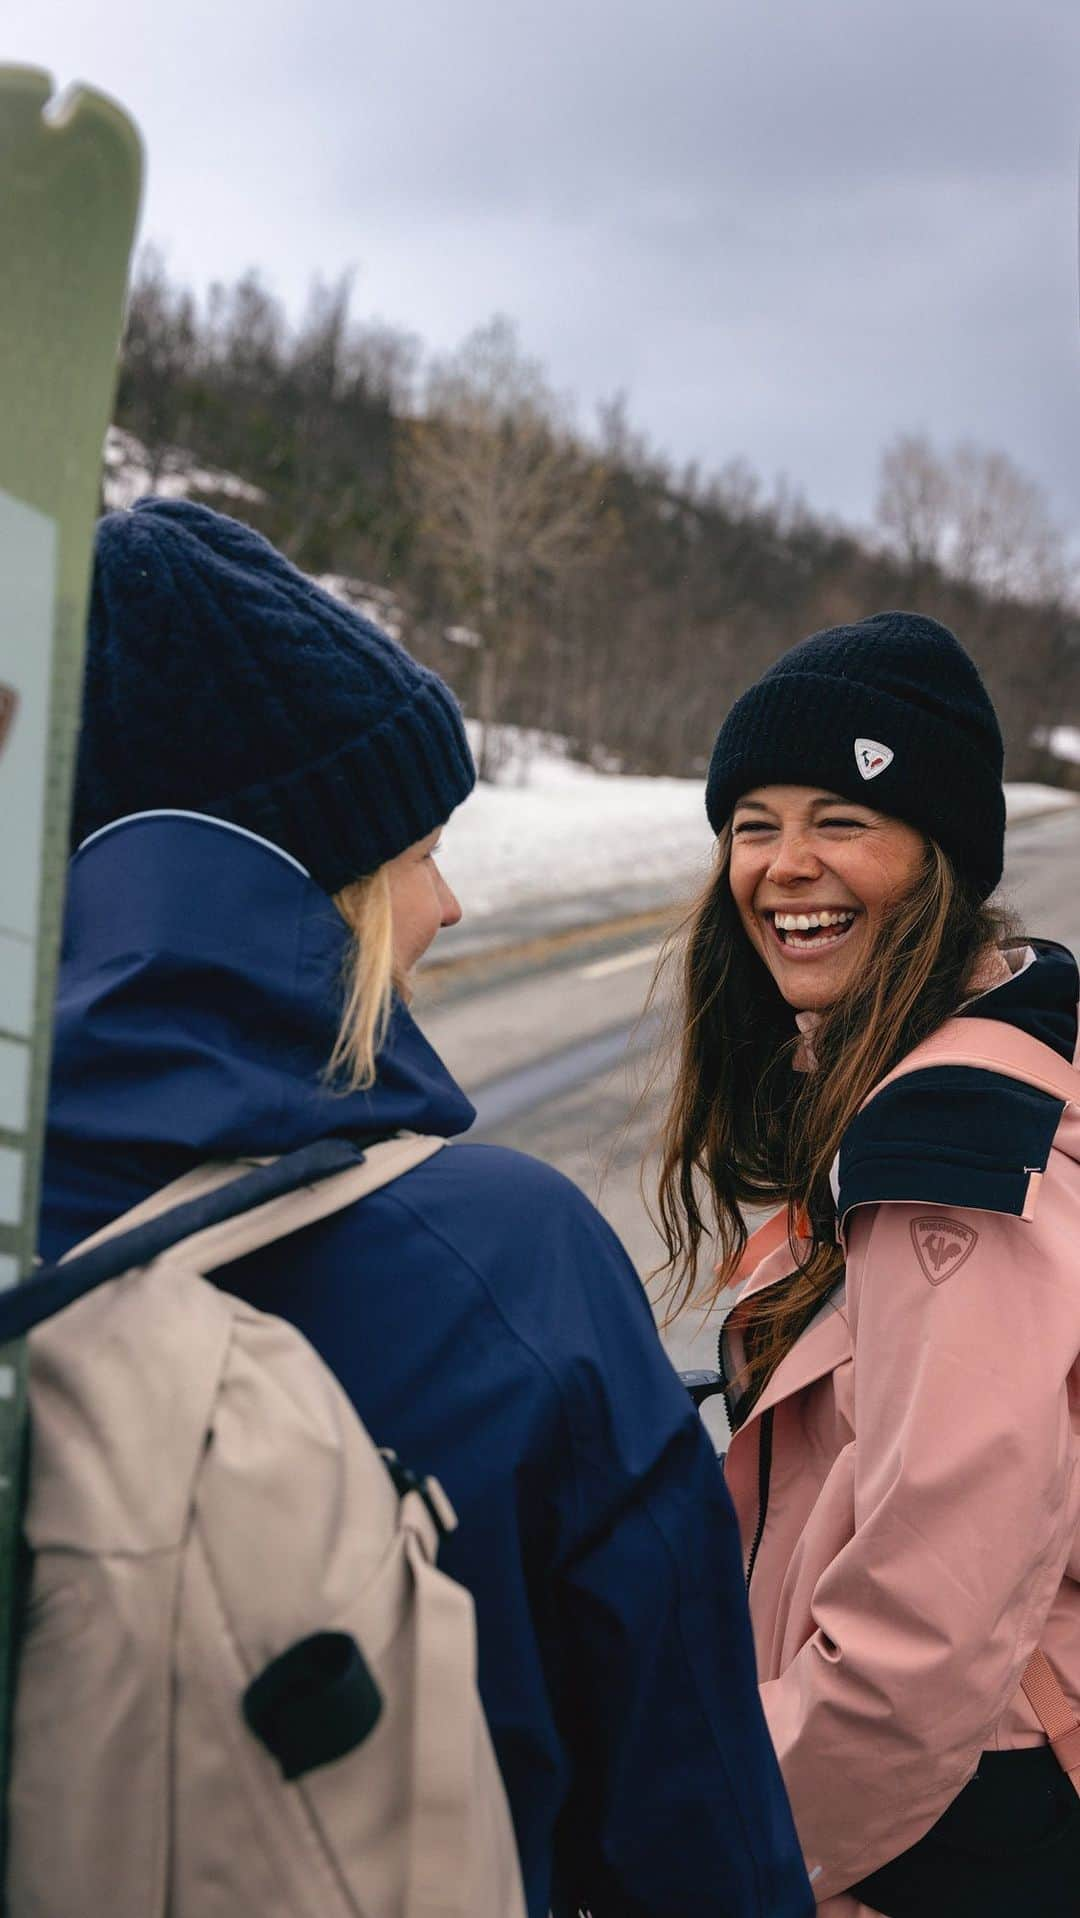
top-left (837, 943), bottom-right (1078, 1230)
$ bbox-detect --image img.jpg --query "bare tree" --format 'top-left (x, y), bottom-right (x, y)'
top-left (876, 432), bottom-right (1067, 601)
top-left (402, 318), bottom-right (613, 774)
top-left (113, 251), bottom-right (1077, 783)
top-left (876, 432), bottom-right (951, 574)
top-left (347, 320), bottom-right (421, 413)
top-left (947, 442), bottom-right (1065, 602)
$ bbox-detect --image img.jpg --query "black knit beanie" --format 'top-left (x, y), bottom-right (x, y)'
top-left (705, 611), bottom-right (1005, 898)
top-left (74, 499), bottom-right (476, 892)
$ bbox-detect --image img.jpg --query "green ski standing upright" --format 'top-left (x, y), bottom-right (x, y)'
top-left (0, 64), bottom-right (142, 1820)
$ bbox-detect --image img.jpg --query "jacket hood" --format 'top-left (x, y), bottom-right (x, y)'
top-left (46, 813), bottom-right (476, 1169)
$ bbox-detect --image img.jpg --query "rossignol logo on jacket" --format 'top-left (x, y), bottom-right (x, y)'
top-left (910, 1216), bottom-right (979, 1285)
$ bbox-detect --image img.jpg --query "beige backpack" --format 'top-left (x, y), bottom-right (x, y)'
top-left (6, 1134), bottom-right (527, 1918)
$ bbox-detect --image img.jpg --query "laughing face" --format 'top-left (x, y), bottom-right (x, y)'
top-left (728, 785), bottom-right (926, 1011)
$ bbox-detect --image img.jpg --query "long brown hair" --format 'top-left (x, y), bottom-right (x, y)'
top-left (652, 828), bottom-right (1014, 1410)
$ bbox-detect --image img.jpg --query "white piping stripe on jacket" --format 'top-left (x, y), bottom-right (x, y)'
top-left (75, 811), bottom-right (311, 879)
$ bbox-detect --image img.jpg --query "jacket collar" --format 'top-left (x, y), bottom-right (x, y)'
top-left (723, 1264), bottom-right (849, 1436)
top-left (957, 939), bottom-right (1078, 1064)
top-left (751, 1287), bottom-right (849, 1427)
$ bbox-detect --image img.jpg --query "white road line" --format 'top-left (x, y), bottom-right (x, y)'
top-left (580, 942), bottom-right (662, 981)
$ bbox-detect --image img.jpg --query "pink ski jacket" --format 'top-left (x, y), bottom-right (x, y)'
top-left (722, 942), bottom-right (1080, 1913)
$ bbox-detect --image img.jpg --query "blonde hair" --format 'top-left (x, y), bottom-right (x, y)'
top-left (327, 867), bottom-right (395, 1090)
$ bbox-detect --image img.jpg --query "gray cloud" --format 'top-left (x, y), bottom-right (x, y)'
top-left (7, 0), bottom-right (1080, 531)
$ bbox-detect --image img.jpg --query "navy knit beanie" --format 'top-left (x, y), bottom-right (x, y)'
top-left (74, 499), bottom-right (476, 892)
top-left (705, 611), bottom-right (1005, 898)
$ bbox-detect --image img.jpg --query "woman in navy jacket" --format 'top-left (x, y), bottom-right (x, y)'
top-left (40, 499), bottom-right (810, 1918)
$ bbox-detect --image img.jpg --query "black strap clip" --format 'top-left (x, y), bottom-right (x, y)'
top-left (380, 1449), bottom-right (455, 1539)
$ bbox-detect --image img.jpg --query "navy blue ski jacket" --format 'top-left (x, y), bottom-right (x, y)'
top-left (40, 814), bottom-right (811, 1918)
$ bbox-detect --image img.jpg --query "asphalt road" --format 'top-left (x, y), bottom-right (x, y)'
top-left (417, 804), bottom-right (1080, 1403)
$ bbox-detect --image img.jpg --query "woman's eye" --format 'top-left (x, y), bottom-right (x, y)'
top-left (820, 817), bottom-right (866, 830)
top-left (732, 821), bottom-right (773, 836)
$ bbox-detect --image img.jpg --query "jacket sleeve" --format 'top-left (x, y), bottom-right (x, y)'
top-left (550, 1224), bottom-right (812, 1918)
top-left (759, 1179), bottom-right (1080, 1901)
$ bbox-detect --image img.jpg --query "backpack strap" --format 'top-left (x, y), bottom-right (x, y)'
top-left (79, 1133), bottom-right (446, 1278)
top-left (1021, 1650), bottom-right (1080, 1794)
top-left (3, 1135), bottom-right (444, 1343)
top-left (863, 1016), bottom-right (1080, 1111)
top-left (735, 1018), bottom-right (1080, 1284)
top-left (402, 1522), bottom-right (486, 1918)
top-left (864, 1018), bottom-right (1080, 1793)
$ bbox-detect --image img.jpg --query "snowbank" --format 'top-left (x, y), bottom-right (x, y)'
top-left (439, 732), bottom-right (712, 918)
top-left (1005, 783), bottom-right (1080, 822)
top-left (313, 575), bottom-right (405, 643)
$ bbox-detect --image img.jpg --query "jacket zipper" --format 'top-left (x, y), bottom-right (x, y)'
top-left (722, 1271), bottom-right (842, 1592)
top-left (744, 1408), bottom-right (774, 1593)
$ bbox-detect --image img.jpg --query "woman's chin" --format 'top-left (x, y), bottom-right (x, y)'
top-left (766, 949), bottom-right (861, 1012)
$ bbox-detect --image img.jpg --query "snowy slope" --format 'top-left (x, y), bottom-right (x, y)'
top-left (103, 427), bottom-right (266, 512)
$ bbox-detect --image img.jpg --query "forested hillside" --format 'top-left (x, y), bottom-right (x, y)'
top-left (114, 250), bottom-right (1080, 783)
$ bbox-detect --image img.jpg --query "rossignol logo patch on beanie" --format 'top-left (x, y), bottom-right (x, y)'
top-left (854, 737), bottom-right (894, 781)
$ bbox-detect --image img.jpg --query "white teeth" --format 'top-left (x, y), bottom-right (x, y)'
top-left (771, 909), bottom-right (856, 932)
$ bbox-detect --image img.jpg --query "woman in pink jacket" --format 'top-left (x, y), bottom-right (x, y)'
top-left (655, 612), bottom-right (1080, 1916)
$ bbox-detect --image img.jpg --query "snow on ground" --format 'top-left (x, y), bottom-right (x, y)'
top-left (438, 729), bottom-right (1079, 925)
top-left (103, 427), bottom-right (266, 512)
top-left (315, 575), bottom-right (405, 642)
top-left (1005, 783), bottom-right (1080, 821)
top-left (440, 730), bottom-right (713, 917)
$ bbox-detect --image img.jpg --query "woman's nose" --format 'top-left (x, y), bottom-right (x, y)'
top-left (765, 831), bottom-right (823, 886)
top-left (439, 874), bottom-right (463, 928)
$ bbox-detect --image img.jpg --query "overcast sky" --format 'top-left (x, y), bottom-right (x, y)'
top-left (7, 0), bottom-right (1080, 534)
